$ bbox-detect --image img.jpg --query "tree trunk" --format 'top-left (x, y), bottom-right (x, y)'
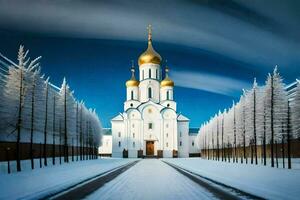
top-left (72, 138), bottom-right (74, 162)
top-left (52, 95), bottom-right (56, 166)
top-left (64, 84), bottom-right (68, 163)
top-left (80, 105), bottom-right (83, 161)
top-left (39, 142), bottom-right (42, 168)
top-left (253, 89), bottom-right (258, 165)
top-left (59, 121), bottom-right (62, 165)
top-left (287, 101), bottom-right (291, 169)
top-left (251, 141), bottom-right (253, 164)
top-left (270, 76), bottom-right (274, 167)
top-left (30, 79), bottom-right (35, 170)
top-left (275, 140), bottom-right (278, 168)
top-left (222, 117), bottom-right (224, 162)
top-left (16, 67), bottom-right (24, 172)
top-left (282, 135), bottom-right (285, 168)
top-left (6, 148), bottom-right (11, 174)
top-left (263, 113), bottom-right (267, 166)
top-left (43, 83), bottom-right (49, 166)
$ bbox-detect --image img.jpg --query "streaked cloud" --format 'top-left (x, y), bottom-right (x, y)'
top-left (0, 0), bottom-right (299, 70)
top-left (172, 70), bottom-right (251, 96)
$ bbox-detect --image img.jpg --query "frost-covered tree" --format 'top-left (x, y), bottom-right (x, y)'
top-left (59, 78), bottom-right (76, 163)
top-left (292, 80), bottom-right (300, 139)
top-left (264, 67), bottom-right (288, 167)
top-left (2, 46), bottom-right (41, 171)
top-left (244, 79), bottom-right (260, 164)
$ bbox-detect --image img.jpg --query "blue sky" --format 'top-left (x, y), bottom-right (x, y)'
top-left (0, 0), bottom-right (299, 127)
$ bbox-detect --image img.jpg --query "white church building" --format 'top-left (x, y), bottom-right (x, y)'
top-left (111, 26), bottom-right (199, 158)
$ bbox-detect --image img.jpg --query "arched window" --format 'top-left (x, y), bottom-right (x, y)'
top-left (131, 90), bottom-right (134, 100)
top-left (167, 91), bottom-right (170, 100)
top-left (148, 87), bottom-right (152, 98)
top-left (142, 70), bottom-right (144, 80)
top-left (156, 69), bottom-right (158, 79)
top-left (149, 69), bottom-right (151, 78)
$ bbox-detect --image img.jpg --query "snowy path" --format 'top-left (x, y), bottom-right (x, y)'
top-left (0, 158), bottom-right (136, 199)
top-left (87, 159), bottom-right (218, 200)
top-left (164, 158), bottom-right (300, 200)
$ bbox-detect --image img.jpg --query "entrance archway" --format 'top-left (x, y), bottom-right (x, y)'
top-left (146, 141), bottom-right (154, 156)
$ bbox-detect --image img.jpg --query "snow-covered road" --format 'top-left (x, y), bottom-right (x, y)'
top-left (87, 159), bottom-right (217, 200)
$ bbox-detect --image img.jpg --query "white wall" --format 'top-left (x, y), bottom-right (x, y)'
top-left (111, 121), bottom-right (125, 157)
top-left (177, 121), bottom-right (189, 157)
top-left (188, 135), bottom-right (199, 154)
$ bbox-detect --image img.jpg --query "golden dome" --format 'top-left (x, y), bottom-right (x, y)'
top-left (161, 66), bottom-right (174, 87)
top-left (126, 63), bottom-right (139, 87)
top-left (126, 79), bottom-right (139, 87)
top-left (138, 25), bottom-right (162, 66)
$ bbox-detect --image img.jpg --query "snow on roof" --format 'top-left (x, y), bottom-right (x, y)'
top-left (111, 113), bottom-right (124, 121)
top-left (177, 114), bottom-right (189, 121)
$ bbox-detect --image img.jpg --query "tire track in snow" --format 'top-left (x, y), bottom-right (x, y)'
top-left (87, 159), bottom-right (219, 200)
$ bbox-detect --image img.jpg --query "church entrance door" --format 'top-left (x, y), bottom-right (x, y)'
top-left (146, 141), bottom-right (154, 156)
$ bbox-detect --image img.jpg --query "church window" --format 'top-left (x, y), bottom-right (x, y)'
top-left (192, 141), bottom-right (194, 146)
top-left (180, 132), bottom-right (182, 137)
top-left (133, 133), bottom-right (135, 138)
top-left (133, 142), bottom-right (135, 148)
top-left (130, 103), bottom-right (133, 107)
top-left (132, 124), bottom-right (134, 128)
top-left (180, 141), bottom-right (182, 146)
top-left (118, 132), bottom-right (121, 137)
top-left (148, 123), bottom-right (153, 130)
top-left (142, 70), bottom-right (144, 80)
top-left (166, 142), bottom-right (168, 147)
top-left (118, 141), bottom-right (121, 147)
top-left (167, 104), bottom-right (170, 107)
top-left (166, 124), bottom-right (168, 128)
top-left (148, 87), bottom-right (152, 98)
top-left (166, 133), bottom-right (168, 138)
top-left (131, 91), bottom-right (134, 100)
top-left (156, 69), bottom-right (158, 79)
top-left (167, 91), bottom-right (170, 100)
top-left (149, 69), bottom-right (151, 78)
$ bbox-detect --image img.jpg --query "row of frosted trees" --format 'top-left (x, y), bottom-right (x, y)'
top-left (196, 67), bottom-right (300, 168)
top-left (0, 46), bottom-right (102, 172)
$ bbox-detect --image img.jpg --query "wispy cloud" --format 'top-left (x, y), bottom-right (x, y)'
top-left (171, 70), bottom-right (250, 96)
top-left (0, 0), bottom-right (299, 69)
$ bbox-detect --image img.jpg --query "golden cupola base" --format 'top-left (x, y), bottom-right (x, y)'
top-left (161, 66), bottom-right (174, 87)
top-left (138, 25), bottom-right (162, 66)
top-left (126, 64), bottom-right (139, 87)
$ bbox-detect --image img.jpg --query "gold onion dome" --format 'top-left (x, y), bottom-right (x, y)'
top-left (126, 62), bottom-right (139, 87)
top-left (161, 66), bottom-right (174, 87)
top-left (138, 25), bottom-right (162, 66)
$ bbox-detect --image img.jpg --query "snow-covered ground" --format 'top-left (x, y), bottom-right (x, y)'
top-left (163, 158), bottom-right (300, 200)
top-left (87, 159), bottom-right (217, 200)
top-left (0, 158), bottom-right (136, 199)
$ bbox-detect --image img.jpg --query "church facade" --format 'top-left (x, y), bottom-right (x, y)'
top-left (111, 26), bottom-right (193, 158)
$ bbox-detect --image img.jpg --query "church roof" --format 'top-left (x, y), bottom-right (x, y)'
top-left (177, 114), bottom-right (189, 121)
top-left (111, 113), bottom-right (124, 121)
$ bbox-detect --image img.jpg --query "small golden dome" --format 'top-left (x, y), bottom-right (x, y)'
top-left (161, 66), bottom-right (174, 87)
top-left (126, 62), bottom-right (139, 87)
top-left (126, 79), bottom-right (139, 87)
top-left (138, 25), bottom-right (162, 66)
top-left (161, 77), bottom-right (174, 87)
